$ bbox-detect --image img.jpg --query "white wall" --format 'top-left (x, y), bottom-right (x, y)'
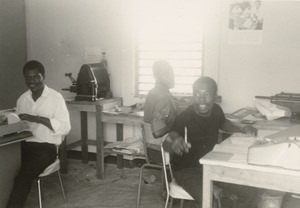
top-left (25, 0), bottom-right (126, 99)
top-left (25, 0), bottom-right (140, 149)
top-left (218, 1), bottom-right (300, 112)
top-left (25, 0), bottom-right (300, 150)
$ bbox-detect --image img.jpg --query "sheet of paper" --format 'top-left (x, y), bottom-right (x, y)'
top-left (267, 125), bottom-right (300, 139)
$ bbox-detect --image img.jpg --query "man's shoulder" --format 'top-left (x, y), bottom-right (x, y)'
top-left (147, 87), bottom-right (165, 98)
top-left (46, 87), bottom-right (64, 99)
top-left (18, 90), bottom-right (30, 101)
top-left (145, 87), bottom-right (170, 106)
top-left (48, 88), bottom-right (62, 96)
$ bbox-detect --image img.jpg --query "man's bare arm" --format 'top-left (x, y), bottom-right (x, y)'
top-left (221, 119), bottom-right (257, 136)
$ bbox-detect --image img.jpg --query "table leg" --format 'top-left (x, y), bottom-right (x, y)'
top-left (96, 105), bottom-right (104, 179)
top-left (81, 111), bottom-right (88, 163)
top-left (116, 123), bottom-right (124, 169)
top-left (60, 138), bottom-right (68, 174)
top-left (202, 165), bottom-right (213, 208)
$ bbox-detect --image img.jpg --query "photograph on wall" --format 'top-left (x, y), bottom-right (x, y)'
top-left (228, 0), bottom-right (264, 45)
top-left (229, 0), bottom-right (263, 30)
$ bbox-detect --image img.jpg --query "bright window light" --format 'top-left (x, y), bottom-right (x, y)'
top-left (136, 0), bottom-right (204, 96)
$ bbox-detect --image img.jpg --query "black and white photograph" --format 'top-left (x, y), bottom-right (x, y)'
top-left (229, 0), bottom-right (264, 30)
top-left (0, 0), bottom-right (300, 208)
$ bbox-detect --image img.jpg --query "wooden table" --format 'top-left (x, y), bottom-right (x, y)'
top-left (100, 110), bottom-right (144, 169)
top-left (63, 98), bottom-right (122, 179)
top-left (200, 119), bottom-right (300, 208)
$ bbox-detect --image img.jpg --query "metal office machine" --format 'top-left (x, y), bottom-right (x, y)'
top-left (63, 62), bottom-right (112, 101)
top-left (256, 92), bottom-right (300, 123)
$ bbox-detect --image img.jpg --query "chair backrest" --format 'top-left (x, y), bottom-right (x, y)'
top-left (160, 137), bottom-right (173, 196)
top-left (141, 122), bottom-right (161, 164)
top-left (142, 122), bottom-right (156, 142)
top-left (141, 122), bottom-right (153, 163)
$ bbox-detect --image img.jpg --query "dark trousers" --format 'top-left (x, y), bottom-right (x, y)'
top-left (174, 168), bottom-right (258, 208)
top-left (7, 142), bottom-right (56, 208)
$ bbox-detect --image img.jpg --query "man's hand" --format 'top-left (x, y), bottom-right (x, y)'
top-left (171, 137), bottom-right (191, 156)
top-left (240, 125), bottom-right (257, 136)
top-left (163, 131), bottom-right (191, 155)
top-left (19, 114), bottom-right (39, 123)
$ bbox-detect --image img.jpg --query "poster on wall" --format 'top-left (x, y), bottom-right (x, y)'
top-left (228, 0), bottom-right (264, 45)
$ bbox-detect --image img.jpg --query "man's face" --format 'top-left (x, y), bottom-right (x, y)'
top-left (193, 83), bottom-right (216, 117)
top-left (24, 68), bottom-right (45, 92)
top-left (157, 66), bottom-right (174, 89)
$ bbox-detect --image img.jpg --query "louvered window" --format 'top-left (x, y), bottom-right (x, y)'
top-left (136, 0), bottom-right (204, 96)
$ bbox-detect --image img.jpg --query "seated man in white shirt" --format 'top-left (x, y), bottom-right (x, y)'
top-left (7, 60), bottom-right (71, 208)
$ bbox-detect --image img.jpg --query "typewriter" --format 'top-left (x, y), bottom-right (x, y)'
top-left (256, 92), bottom-right (300, 123)
top-left (270, 92), bottom-right (300, 123)
top-left (248, 137), bottom-right (300, 170)
top-left (0, 112), bottom-right (32, 145)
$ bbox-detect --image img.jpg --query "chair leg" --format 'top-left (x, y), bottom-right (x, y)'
top-left (161, 169), bottom-right (165, 191)
top-left (169, 197), bottom-right (173, 208)
top-left (232, 198), bottom-right (237, 208)
top-left (57, 171), bottom-right (67, 203)
top-left (136, 164), bottom-right (146, 208)
top-left (37, 178), bottom-right (43, 208)
top-left (218, 198), bottom-right (222, 208)
top-left (180, 199), bottom-right (184, 208)
top-left (164, 194), bottom-right (169, 208)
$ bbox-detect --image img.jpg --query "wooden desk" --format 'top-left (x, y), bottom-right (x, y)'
top-left (100, 110), bottom-right (144, 169)
top-left (0, 133), bottom-right (33, 207)
top-left (63, 98), bottom-right (122, 179)
top-left (200, 119), bottom-right (300, 208)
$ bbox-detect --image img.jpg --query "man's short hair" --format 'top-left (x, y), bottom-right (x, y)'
top-left (152, 60), bottom-right (171, 77)
top-left (193, 76), bottom-right (218, 94)
top-left (23, 60), bottom-right (45, 76)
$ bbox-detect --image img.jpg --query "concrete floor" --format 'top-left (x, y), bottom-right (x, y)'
top-left (24, 158), bottom-right (298, 208)
top-left (24, 159), bottom-right (184, 208)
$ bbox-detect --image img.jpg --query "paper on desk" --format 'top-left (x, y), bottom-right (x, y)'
top-left (230, 133), bottom-right (259, 145)
top-left (213, 137), bottom-right (255, 154)
top-left (213, 134), bottom-right (262, 163)
top-left (254, 99), bottom-right (291, 120)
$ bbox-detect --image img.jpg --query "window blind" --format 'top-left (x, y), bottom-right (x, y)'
top-left (136, 0), bottom-right (204, 96)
